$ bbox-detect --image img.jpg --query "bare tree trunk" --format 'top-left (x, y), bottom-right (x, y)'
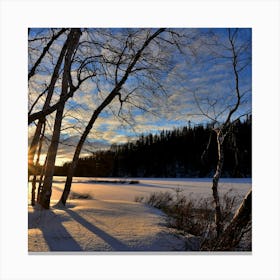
top-left (39, 105), bottom-right (64, 208)
top-left (39, 28), bottom-right (81, 209)
top-left (31, 121), bottom-right (45, 205)
top-left (59, 145), bottom-right (82, 206)
top-left (31, 175), bottom-right (37, 206)
top-left (212, 131), bottom-right (224, 237)
top-left (214, 189), bottom-right (252, 250)
top-left (58, 102), bottom-right (112, 206)
top-left (37, 155), bottom-right (47, 204)
top-left (28, 121), bottom-right (43, 177)
top-left (210, 29), bottom-right (245, 239)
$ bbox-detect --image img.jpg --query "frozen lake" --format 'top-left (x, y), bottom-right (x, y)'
top-left (29, 176), bottom-right (252, 205)
top-left (28, 177), bottom-right (252, 252)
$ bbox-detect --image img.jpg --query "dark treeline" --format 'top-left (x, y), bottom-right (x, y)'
top-left (29, 117), bottom-right (251, 178)
top-left (56, 116), bottom-right (251, 178)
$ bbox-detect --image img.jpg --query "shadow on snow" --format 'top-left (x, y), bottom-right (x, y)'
top-left (28, 206), bottom-right (130, 251)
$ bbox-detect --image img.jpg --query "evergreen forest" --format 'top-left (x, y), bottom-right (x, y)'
top-left (52, 116), bottom-right (251, 178)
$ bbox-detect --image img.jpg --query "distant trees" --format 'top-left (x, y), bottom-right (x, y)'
top-left (61, 118), bottom-right (251, 178)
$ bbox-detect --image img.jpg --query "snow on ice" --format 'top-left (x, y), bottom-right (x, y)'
top-left (28, 177), bottom-right (251, 252)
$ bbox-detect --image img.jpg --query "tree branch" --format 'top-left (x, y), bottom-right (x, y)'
top-left (28, 28), bottom-right (67, 80)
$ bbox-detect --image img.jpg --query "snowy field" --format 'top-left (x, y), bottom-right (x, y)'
top-left (28, 177), bottom-right (252, 252)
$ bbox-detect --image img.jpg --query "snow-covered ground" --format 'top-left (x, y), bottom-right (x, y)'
top-left (28, 177), bottom-right (251, 252)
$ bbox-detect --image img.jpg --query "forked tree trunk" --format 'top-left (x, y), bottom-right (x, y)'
top-left (39, 29), bottom-right (81, 209)
top-left (214, 189), bottom-right (252, 250)
top-left (212, 131), bottom-right (224, 237)
top-left (31, 175), bottom-right (37, 206)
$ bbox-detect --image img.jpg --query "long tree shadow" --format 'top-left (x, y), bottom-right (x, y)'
top-left (28, 209), bottom-right (83, 251)
top-left (65, 208), bottom-right (131, 251)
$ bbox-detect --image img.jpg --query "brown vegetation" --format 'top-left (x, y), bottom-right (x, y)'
top-left (136, 188), bottom-right (252, 251)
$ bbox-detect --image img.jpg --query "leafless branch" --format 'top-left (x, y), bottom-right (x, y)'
top-left (28, 28), bottom-right (67, 80)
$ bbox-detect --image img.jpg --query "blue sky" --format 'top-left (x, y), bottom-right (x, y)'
top-left (28, 28), bottom-right (252, 165)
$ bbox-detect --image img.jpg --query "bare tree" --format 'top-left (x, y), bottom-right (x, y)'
top-left (28, 29), bottom-right (70, 169)
top-left (29, 28), bottom-right (98, 208)
top-left (190, 28), bottom-right (251, 238)
top-left (212, 29), bottom-right (251, 238)
top-left (57, 28), bottom-right (184, 206)
top-left (38, 28), bottom-right (82, 209)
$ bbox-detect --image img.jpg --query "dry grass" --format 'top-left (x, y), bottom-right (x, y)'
top-left (135, 188), bottom-right (251, 251)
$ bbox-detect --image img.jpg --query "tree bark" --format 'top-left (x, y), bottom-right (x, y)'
top-left (31, 121), bottom-right (45, 205)
top-left (37, 155), bottom-right (47, 203)
top-left (39, 104), bottom-right (64, 208)
top-left (31, 175), bottom-right (37, 206)
top-left (212, 131), bottom-right (224, 237)
top-left (28, 121), bottom-right (43, 171)
top-left (39, 29), bottom-right (81, 209)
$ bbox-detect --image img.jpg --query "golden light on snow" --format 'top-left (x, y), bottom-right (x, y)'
top-left (28, 178), bottom-right (251, 251)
